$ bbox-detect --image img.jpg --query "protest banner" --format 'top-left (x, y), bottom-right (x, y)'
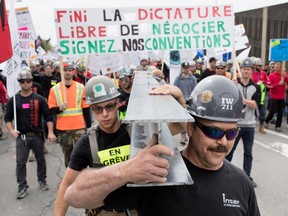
top-left (269, 39), bottom-right (288, 61)
top-left (18, 30), bottom-right (36, 63)
top-left (15, 7), bottom-right (36, 37)
top-left (54, 5), bottom-right (234, 56)
top-left (214, 23), bottom-right (249, 56)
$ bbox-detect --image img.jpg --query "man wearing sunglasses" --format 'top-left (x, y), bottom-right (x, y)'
top-left (54, 75), bottom-right (187, 215)
top-left (63, 75), bottom-right (260, 216)
top-left (5, 70), bottom-right (56, 199)
top-left (215, 60), bottom-right (232, 80)
top-left (226, 57), bottom-right (261, 188)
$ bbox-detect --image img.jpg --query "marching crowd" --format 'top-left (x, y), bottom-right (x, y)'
top-left (0, 55), bottom-right (287, 215)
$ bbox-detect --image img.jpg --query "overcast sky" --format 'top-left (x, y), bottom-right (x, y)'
top-left (11, 0), bottom-right (287, 45)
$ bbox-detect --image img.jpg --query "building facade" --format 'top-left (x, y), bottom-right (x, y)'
top-left (235, 3), bottom-right (288, 66)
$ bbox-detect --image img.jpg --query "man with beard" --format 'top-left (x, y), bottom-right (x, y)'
top-left (54, 76), bottom-right (186, 215)
top-left (73, 62), bottom-right (89, 85)
top-left (226, 58), bottom-right (261, 187)
top-left (118, 69), bottom-right (134, 120)
top-left (63, 75), bottom-right (260, 216)
top-left (48, 62), bottom-right (91, 167)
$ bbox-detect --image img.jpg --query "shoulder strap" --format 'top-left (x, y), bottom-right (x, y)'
top-left (87, 125), bottom-right (102, 168)
top-left (121, 121), bottom-right (131, 138)
top-left (88, 121), bottom-right (131, 168)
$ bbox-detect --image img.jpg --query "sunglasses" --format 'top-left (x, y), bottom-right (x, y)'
top-left (216, 67), bottom-right (225, 70)
top-left (19, 79), bottom-right (32, 84)
top-left (195, 121), bottom-right (239, 141)
top-left (90, 101), bottom-right (117, 114)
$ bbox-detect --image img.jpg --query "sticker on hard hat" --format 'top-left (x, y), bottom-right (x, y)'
top-left (93, 83), bottom-right (107, 98)
top-left (201, 90), bottom-right (213, 103)
top-left (221, 98), bottom-right (234, 110)
top-left (109, 87), bottom-right (118, 95)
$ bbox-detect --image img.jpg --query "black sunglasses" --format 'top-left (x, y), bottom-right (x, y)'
top-left (216, 67), bottom-right (225, 70)
top-left (90, 101), bottom-right (117, 114)
top-left (19, 79), bottom-right (32, 84)
top-left (194, 120), bottom-right (239, 141)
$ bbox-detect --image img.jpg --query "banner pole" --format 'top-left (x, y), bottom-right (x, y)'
top-left (59, 56), bottom-right (67, 103)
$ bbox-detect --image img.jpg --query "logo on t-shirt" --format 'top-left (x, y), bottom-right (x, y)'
top-left (222, 193), bottom-right (241, 208)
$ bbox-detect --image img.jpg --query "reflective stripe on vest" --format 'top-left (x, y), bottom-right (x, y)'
top-left (260, 83), bottom-right (266, 105)
top-left (119, 110), bottom-right (126, 120)
top-left (54, 82), bottom-right (83, 116)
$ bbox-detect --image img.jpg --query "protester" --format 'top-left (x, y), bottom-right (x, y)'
top-left (118, 69), bottom-right (134, 120)
top-left (174, 62), bottom-right (197, 145)
top-left (264, 62), bottom-right (288, 132)
top-left (215, 60), bottom-right (232, 79)
top-left (152, 69), bottom-right (166, 85)
top-left (190, 60), bottom-right (200, 82)
top-left (251, 58), bottom-right (270, 134)
top-left (195, 58), bottom-right (203, 77)
top-left (48, 62), bottom-right (91, 167)
top-left (4, 69), bottom-right (56, 199)
top-left (138, 58), bottom-right (149, 71)
top-left (73, 62), bottom-right (89, 85)
top-left (54, 75), bottom-right (186, 215)
top-left (40, 63), bottom-right (60, 99)
top-left (64, 75), bottom-right (260, 216)
top-left (226, 58), bottom-right (261, 187)
top-left (199, 57), bottom-right (217, 81)
top-left (154, 58), bottom-right (170, 83)
top-left (0, 80), bottom-right (8, 138)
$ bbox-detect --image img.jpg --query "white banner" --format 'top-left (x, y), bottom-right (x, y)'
top-left (214, 23), bottom-right (249, 55)
top-left (3, 1), bottom-right (22, 97)
top-left (18, 30), bottom-right (36, 63)
top-left (15, 7), bottom-right (36, 37)
top-left (55, 5), bottom-right (235, 56)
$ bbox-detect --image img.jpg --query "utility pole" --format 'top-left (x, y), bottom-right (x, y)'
top-left (261, 7), bottom-right (268, 65)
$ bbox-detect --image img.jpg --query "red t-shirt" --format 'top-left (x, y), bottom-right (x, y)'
top-left (268, 72), bottom-right (288, 100)
top-left (251, 70), bottom-right (269, 85)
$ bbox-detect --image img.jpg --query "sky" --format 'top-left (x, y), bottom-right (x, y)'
top-left (11, 0), bottom-right (287, 46)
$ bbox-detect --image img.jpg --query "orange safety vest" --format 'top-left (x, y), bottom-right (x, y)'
top-left (48, 81), bottom-right (89, 130)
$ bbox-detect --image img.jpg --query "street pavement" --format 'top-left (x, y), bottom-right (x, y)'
top-left (0, 121), bottom-right (288, 216)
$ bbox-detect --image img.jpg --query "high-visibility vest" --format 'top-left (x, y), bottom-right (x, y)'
top-left (259, 83), bottom-right (266, 105)
top-left (48, 81), bottom-right (88, 130)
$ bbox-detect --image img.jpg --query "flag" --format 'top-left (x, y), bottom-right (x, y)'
top-left (0, 0), bottom-right (13, 63)
top-left (2, 0), bottom-right (21, 97)
top-left (197, 49), bottom-right (205, 58)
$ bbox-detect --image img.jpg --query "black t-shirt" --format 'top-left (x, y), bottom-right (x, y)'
top-left (200, 68), bottom-right (215, 81)
top-left (32, 81), bottom-right (46, 98)
top-left (69, 123), bottom-right (131, 171)
top-left (4, 93), bottom-right (53, 134)
top-left (39, 74), bottom-right (60, 99)
top-left (104, 158), bottom-right (260, 216)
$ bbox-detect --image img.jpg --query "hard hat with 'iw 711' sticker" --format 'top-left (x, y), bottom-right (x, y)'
top-left (187, 75), bottom-right (245, 122)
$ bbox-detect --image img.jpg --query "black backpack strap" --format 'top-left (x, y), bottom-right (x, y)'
top-left (120, 121), bottom-right (131, 138)
top-left (87, 125), bottom-right (102, 168)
